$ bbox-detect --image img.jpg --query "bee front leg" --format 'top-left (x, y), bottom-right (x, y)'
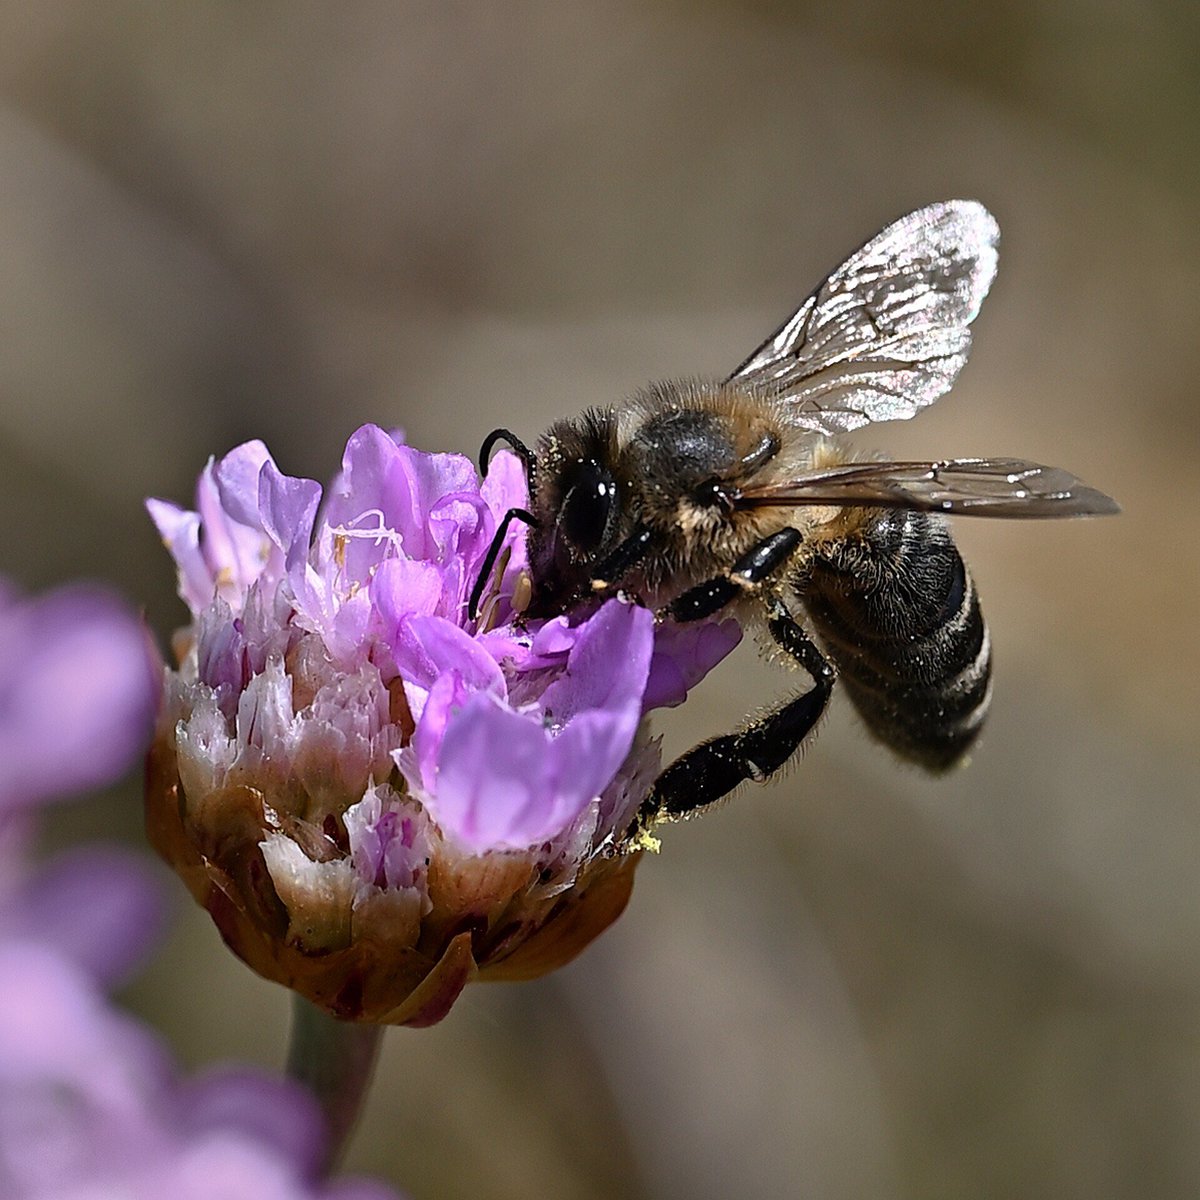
top-left (588, 525), bottom-right (655, 595)
top-left (665, 528), bottom-right (803, 622)
top-left (634, 593), bottom-right (834, 832)
top-left (467, 506), bottom-right (538, 622)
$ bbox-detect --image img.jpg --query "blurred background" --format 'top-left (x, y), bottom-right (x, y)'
top-left (3, 3), bottom-right (1197, 1198)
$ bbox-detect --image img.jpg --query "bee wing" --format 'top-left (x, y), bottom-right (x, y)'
top-left (735, 458), bottom-right (1120, 518)
top-left (728, 200), bottom-right (1000, 436)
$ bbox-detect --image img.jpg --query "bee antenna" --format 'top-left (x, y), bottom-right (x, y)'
top-left (468, 506), bottom-right (539, 623)
top-left (479, 428), bottom-right (537, 499)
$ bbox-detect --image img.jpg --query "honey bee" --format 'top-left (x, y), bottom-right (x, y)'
top-left (470, 200), bottom-right (1118, 832)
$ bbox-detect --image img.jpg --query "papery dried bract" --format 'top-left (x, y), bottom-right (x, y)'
top-left (148, 741), bottom-right (640, 1025)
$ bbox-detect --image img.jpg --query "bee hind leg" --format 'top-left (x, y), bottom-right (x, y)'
top-left (633, 595), bottom-right (834, 832)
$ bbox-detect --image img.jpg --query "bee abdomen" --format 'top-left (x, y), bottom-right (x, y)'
top-left (800, 510), bottom-right (992, 770)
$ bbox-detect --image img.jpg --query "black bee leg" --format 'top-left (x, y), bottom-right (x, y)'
top-left (588, 525), bottom-right (655, 594)
top-left (665, 528), bottom-right (803, 623)
top-left (633, 593), bottom-right (834, 833)
top-left (467, 506), bottom-right (538, 622)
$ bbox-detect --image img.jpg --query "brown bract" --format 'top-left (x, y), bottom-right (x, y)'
top-left (145, 733), bottom-right (641, 1027)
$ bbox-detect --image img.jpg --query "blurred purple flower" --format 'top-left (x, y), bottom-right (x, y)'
top-left (0, 579), bottom-right (158, 813)
top-left (146, 425), bottom-right (739, 1023)
top-left (0, 577), bottom-right (401, 1198)
top-left (0, 575), bottom-right (163, 988)
top-left (0, 829), bottom-right (166, 990)
top-left (0, 940), bottom-right (398, 1199)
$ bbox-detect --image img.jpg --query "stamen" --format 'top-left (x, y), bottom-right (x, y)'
top-left (510, 570), bottom-right (533, 614)
top-left (473, 544), bottom-right (513, 634)
top-left (331, 509), bottom-right (406, 575)
top-left (332, 509), bottom-right (406, 554)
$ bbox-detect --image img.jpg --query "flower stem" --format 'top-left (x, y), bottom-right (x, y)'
top-left (285, 995), bottom-right (384, 1171)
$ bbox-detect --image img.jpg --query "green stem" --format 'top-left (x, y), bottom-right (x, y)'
top-left (285, 995), bottom-right (385, 1172)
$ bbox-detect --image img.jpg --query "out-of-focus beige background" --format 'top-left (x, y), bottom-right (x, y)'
top-left (6, 4), bottom-right (1198, 1198)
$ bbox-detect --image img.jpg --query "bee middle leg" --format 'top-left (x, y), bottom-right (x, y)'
top-left (635, 529), bottom-right (834, 831)
top-left (665, 528), bottom-right (803, 622)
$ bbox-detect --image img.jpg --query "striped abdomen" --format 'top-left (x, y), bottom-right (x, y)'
top-left (799, 510), bottom-right (991, 770)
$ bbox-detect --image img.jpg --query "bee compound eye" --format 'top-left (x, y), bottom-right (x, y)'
top-left (559, 460), bottom-right (618, 555)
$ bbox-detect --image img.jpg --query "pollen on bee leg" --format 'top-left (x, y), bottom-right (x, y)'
top-left (628, 825), bottom-right (662, 854)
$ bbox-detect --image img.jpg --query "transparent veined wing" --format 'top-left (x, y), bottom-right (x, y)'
top-left (729, 200), bottom-right (1000, 436)
top-left (734, 458), bottom-right (1120, 518)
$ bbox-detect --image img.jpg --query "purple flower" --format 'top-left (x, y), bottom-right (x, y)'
top-left (146, 425), bottom-right (739, 1024)
top-left (0, 579), bottom-right (158, 813)
top-left (0, 940), bottom-right (399, 1199)
top-left (0, 830), bottom-right (166, 991)
top-left (0, 579), bottom-right (401, 1199)
top-left (0, 574), bottom-right (163, 992)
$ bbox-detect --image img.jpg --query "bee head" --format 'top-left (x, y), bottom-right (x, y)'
top-left (525, 409), bottom-right (626, 617)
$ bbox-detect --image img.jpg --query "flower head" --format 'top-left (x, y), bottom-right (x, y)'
top-left (147, 426), bottom-right (739, 1024)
